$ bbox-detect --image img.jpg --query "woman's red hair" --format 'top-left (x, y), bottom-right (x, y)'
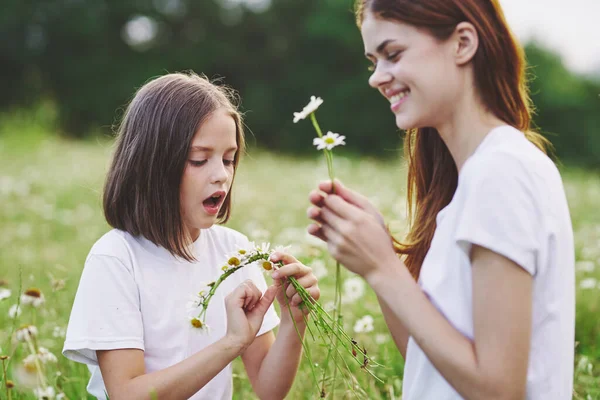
top-left (355, 0), bottom-right (551, 279)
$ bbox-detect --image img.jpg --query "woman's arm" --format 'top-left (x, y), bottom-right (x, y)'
top-left (309, 180), bottom-right (410, 359)
top-left (313, 193), bottom-right (533, 400)
top-left (369, 246), bottom-right (532, 400)
top-left (98, 281), bottom-right (278, 400)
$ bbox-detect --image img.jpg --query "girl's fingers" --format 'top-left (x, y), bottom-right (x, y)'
top-left (272, 262), bottom-right (310, 280)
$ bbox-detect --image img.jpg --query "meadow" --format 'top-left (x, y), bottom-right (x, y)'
top-left (0, 112), bottom-right (598, 399)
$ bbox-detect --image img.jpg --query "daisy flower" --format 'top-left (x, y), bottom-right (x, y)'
top-left (16, 325), bottom-right (38, 342)
top-left (0, 287), bottom-right (11, 301)
top-left (293, 96), bottom-right (323, 123)
top-left (313, 131), bottom-right (346, 151)
top-left (21, 288), bottom-right (45, 308)
top-left (353, 315), bottom-right (374, 334)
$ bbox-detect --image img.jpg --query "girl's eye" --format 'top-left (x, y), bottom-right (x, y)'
top-left (189, 160), bottom-right (207, 167)
top-left (223, 159), bottom-right (235, 167)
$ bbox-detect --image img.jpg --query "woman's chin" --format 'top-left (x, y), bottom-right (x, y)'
top-left (395, 114), bottom-right (416, 131)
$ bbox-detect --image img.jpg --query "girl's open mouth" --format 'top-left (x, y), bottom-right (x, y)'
top-left (202, 191), bottom-right (226, 215)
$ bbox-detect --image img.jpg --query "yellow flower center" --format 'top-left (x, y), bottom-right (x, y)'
top-left (228, 257), bottom-right (241, 266)
top-left (221, 265), bottom-right (229, 271)
top-left (190, 318), bottom-right (203, 328)
top-left (324, 137), bottom-right (335, 144)
top-left (262, 261), bottom-right (273, 271)
top-left (238, 249), bottom-right (247, 255)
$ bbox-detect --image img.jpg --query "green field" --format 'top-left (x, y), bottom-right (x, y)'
top-left (0, 113), bottom-right (598, 399)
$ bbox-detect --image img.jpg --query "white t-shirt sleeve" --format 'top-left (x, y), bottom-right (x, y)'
top-left (454, 155), bottom-right (540, 275)
top-left (63, 254), bottom-right (144, 365)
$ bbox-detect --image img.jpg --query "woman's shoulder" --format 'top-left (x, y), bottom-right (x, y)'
top-left (462, 126), bottom-right (560, 185)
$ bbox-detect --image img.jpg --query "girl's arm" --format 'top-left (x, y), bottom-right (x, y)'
top-left (241, 314), bottom-right (306, 400)
top-left (98, 281), bottom-right (278, 400)
top-left (241, 254), bottom-right (319, 400)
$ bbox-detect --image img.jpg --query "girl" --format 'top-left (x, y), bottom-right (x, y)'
top-left (308, 1), bottom-right (575, 399)
top-left (63, 72), bottom-right (320, 400)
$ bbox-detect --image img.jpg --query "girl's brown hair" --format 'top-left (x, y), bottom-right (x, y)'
top-left (355, 0), bottom-right (551, 279)
top-left (103, 72), bottom-right (245, 261)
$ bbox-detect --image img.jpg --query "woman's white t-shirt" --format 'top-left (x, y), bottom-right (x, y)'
top-left (63, 226), bottom-right (280, 400)
top-left (402, 126), bottom-right (575, 399)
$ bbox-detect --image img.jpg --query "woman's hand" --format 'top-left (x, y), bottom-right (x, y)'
top-left (307, 179), bottom-right (398, 279)
top-left (270, 252), bottom-right (321, 323)
top-left (308, 179), bottom-right (386, 238)
top-left (224, 280), bottom-right (278, 351)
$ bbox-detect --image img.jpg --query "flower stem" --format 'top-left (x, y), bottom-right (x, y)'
top-left (1, 357), bottom-right (10, 400)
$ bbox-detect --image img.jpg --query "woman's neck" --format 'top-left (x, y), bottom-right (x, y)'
top-left (435, 90), bottom-right (506, 172)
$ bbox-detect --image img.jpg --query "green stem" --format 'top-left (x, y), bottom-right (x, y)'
top-left (2, 358), bottom-right (9, 400)
top-left (284, 289), bottom-right (320, 392)
top-left (310, 113), bottom-right (324, 138)
top-left (25, 337), bottom-right (47, 389)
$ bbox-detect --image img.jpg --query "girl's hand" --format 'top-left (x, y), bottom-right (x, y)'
top-left (270, 252), bottom-right (321, 323)
top-left (307, 180), bottom-right (398, 279)
top-left (224, 280), bottom-right (278, 351)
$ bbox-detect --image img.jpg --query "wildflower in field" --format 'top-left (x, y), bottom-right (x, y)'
top-left (0, 287), bottom-right (11, 301)
top-left (311, 259), bottom-right (328, 279)
top-left (374, 333), bottom-right (389, 344)
top-left (9, 304), bottom-right (22, 318)
top-left (49, 275), bottom-right (66, 292)
top-left (52, 326), bottom-right (66, 338)
top-left (313, 132), bottom-right (346, 151)
top-left (342, 277), bottom-right (366, 304)
top-left (579, 277), bottom-right (598, 289)
top-left (353, 315), bottom-right (374, 334)
top-left (576, 260), bottom-right (595, 272)
top-left (37, 347), bottom-right (58, 364)
top-left (33, 385), bottom-right (55, 399)
top-left (21, 288), bottom-right (45, 308)
top-left (293, 96), bottom-right (323, 123)
top-left (16, 325), bottom-right (38, 342)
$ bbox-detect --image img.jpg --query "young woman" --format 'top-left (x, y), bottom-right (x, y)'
top-left (63, 72), bottom-right (320, 400)
top-left (308, 1), bottom-right (575, 399)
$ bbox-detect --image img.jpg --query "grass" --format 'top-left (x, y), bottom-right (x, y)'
top-left (0, 111), bottom-right (598, 399)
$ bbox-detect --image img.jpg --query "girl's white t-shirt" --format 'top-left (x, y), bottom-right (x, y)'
top-left (63, 226), bottom-right (280, 400)
top-left (402, 126), bottom-right (575, 399)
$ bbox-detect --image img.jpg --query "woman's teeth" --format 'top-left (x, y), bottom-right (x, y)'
top-left (390, 90), bottom-right (409, 104)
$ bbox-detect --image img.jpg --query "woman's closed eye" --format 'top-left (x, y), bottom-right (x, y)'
top-left (223, 159), bottom-right (235, 167)
top-left (367, 51), bottom-right (402, 72)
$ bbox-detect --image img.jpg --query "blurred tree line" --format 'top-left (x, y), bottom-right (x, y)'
top-left (1, 0), bottom-right (599, 165)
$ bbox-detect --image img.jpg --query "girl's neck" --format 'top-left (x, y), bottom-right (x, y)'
top-left (435, 89), bottom-right (506, 173)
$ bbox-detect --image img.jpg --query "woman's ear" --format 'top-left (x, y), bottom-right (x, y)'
top-left (453, 21), bottom-right (479, 66)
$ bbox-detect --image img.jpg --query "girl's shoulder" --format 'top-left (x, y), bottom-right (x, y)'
top-left (204, 225), bottom-right (249, 248)
top-left (87, 229), bottom-right (136, 263)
